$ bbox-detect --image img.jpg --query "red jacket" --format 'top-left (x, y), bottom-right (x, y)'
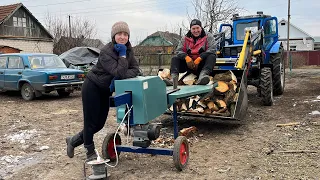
top-left (183, 36), bottom-right (208, 60)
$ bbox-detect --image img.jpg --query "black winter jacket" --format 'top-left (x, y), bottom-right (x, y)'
top-left (86, 42), bottom-right (140, 89)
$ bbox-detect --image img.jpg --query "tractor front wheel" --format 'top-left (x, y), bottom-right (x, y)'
top-left (260, 67), bottom-right (273, 106)
top-left (270, 46), bottom-right (285, 95)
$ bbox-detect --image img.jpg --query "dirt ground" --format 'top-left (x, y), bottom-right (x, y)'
top-left (0, 69), bottom-right (320, 180)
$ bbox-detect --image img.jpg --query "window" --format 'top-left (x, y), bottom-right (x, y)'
top-left (0, 57), bottom-right (7, 68)
top-left (12, 17), bottom-right (27, 27)
top-left (289, 45), bottom-right (297, 51)
top-left (236, 21), bottom-right (259, 40)
top-left (264, 19), bottom-right (277, 36)
top-left (28, 55), bottom-right (66, 69)
top-left (8, 56), bottom-right (24, 69)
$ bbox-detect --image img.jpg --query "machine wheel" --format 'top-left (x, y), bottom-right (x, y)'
top-left (259, 67), bottom-right (273, 106)
top-left (270, 45), bottom-right (285, 95)
top-left (173, 136), bottom-right (189, 171)
top-left (57, 89), bottom-right (71, 97)
top-left (21, 83), bottom-right (35, 101)
top-left (101, 133), bottom-right (121, 162)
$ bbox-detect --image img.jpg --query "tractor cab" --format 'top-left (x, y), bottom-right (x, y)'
top-left (217, 12), bottom-right (279, 65)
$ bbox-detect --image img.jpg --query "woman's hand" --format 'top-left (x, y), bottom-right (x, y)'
top-left (114, 44), bottom-right (127, 57)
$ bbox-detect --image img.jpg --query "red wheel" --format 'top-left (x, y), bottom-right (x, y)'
top-left (173, 136), bottom-right (189, 171)
top-left (101, 133), bottom-right (121, 162)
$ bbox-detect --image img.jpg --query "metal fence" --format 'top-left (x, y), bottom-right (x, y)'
top-left (136, 53), bottom-right (173, 75)
top-left (284, 51), bottom-right (320, 68)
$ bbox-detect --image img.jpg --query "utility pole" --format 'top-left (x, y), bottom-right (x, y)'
top-left (68, 15), bottom-right (72, 38)
top-left (287, 0), bottom-right (291, 71)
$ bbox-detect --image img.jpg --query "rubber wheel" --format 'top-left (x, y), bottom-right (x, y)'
top-left (21, 83), bottom-right (35, 101)
top-left (101, 133), bottom-right (121, 162)
top-left (57, 89), bottom-right (71, 97)
top-left (270, 45), bottom-right (285, 95)
top-left (260, 67), bottom-right (273, 106)
top-left (173, 136), bottom-right (189, 171)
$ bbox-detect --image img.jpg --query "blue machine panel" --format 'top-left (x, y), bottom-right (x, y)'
top-left (115, 76), bottom-right (167, 125)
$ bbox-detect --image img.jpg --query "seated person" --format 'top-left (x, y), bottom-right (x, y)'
top-left (164, 19), bottom-right (216, 86)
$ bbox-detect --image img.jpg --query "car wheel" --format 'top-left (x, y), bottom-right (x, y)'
top-left (21, 83), bottom-right (35, 101)
top-left (57, 89), bottom-right (71, 97)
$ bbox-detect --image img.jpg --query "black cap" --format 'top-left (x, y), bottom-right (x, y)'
top-left (190, 19), bottom-right (202, 28)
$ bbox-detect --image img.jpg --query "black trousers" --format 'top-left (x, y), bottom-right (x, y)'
top-left (170, 54), bottom-right (216, 76)
top-left (77, 78), bottom-right (111, 147)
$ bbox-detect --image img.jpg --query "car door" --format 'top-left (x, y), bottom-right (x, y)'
top-left (0, 56), bottom-right (7, 89)
top-left (4, 56), bottom-right (24, 90)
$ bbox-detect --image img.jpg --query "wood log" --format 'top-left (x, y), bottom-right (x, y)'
top-left (215, 81), bottom-right (229, 93)
top-left (207, 101), bottom-right (219, 111)
top-left (216, 100), bottom-right (227, 109)
top-left (224, 85), bottom-right (236, 103)
top-left (212, 109), bottom-right (231, 117)
top-left (179, 126), bottom-right (197, 137)
top-left (180, 103), bottom-right (188, 112)
top-left (204, 108), bottom-right (212, 114)
top-left (213, 70), bottom-right (237, 83)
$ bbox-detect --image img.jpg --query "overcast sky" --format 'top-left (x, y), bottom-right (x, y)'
top-left (1, 0), bottom-right (319, 45)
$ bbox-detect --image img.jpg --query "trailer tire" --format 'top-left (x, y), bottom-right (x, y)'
top-left (270, 45), bottom-right (285, 95)
top-left (260, 67), bottom-right (273, 106)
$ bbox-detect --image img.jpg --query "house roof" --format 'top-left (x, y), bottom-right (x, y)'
top-left (139, 31), bottom-right (181, 47)
top-left (313, 36), bottom-right (320, 43)
top-left (0, 3), bottom-right (53, 39)
top-left (279, 19), bottom-right (314, 40)
top-left (0, 3), bottom-right (20, 24)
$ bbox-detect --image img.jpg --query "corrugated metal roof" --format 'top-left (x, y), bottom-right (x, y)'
top-left (0, 3), bottom-right (21, 24)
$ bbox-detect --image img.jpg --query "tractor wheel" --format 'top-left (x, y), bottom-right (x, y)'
top-left (270, 45), bottom-right (285, 95)
top-left (21, 83), bottom-right (35, 101)
top-left (259, 67), bottom-right (273, 106)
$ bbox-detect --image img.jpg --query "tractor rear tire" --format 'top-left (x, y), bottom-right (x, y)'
top-left (270, 46), bottom-right (285, 95)
top-left (260, 67), bottom-right (273, 106)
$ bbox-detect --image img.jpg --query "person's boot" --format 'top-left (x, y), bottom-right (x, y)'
top-left (163, 73), bottom-right (178, 86)
top-left (196, 70), bottom-right (211, 85)
top-left (85, 143), bottom-right (97, 162)
top-left (66, 132), bottom-right (84, 158)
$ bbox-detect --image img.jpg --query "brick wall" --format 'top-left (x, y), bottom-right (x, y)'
top-left (0, 39), bottom-right (53, 53)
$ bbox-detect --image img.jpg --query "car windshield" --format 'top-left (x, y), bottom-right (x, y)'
top-left (236, 21), bottom-right (259, 40)
top-left (28, 55), bottom-right (67, 69)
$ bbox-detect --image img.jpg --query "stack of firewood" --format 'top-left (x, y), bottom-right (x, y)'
top-left (162, 70), bottom-right (240, 117)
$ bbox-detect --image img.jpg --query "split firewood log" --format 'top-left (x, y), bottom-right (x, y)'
top-left (180, 102), bottom-right (188, 112)
top-left (212, 109), bottom-right (231, 117)
top-left (195, 106), bottom-right (204, 113)
top-left (215, 100), bottom-right (227, 109)
top-left (204, 108), bottom-right (212, 115)
top-left (213, 70), bottom-right (237, 83)
top-left (224, 83), bottom-right (236, 103)
top-left (207, 101), bottom-right (219, 111)
top-left (215, 81), bottom-right (229, 93)
top-left (183, 73), bottom-right (197, 85)
top-left (158, 69), bottom-right (171, 80)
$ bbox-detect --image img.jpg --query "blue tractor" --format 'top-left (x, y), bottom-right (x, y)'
top-left (216, 11), bottom-right (285, 106)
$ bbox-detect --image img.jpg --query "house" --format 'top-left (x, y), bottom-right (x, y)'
top-left (54, 36), bottom-right (105, 55)
top-left (134, 31), bottom-right (182, 55)
top-left (0, 3), bottom-right (53, 53)
top-left (0, 45), bottom-right (21, 53)
top-left (278, 19), bottom-right (314, 51)
top-left (313, 36), bottom-right (320, 51)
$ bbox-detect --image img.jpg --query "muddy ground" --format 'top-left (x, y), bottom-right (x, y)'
top-left (0, 69), bottom-right (319, 180)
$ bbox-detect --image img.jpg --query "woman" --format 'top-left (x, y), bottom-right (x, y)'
top-left (66, 21), bottom-right (140, 160)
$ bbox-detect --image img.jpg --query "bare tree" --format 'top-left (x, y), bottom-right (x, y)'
top-left (188, 0), bottom-right (243, 33)
top-left (44, 13), bottom-right (97, 54)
